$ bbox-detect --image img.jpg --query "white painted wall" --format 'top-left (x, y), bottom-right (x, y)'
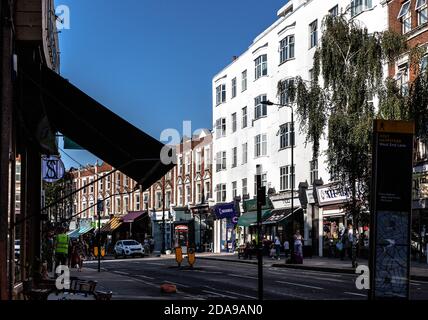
top-left (211, 0), bottom-right (389, 253)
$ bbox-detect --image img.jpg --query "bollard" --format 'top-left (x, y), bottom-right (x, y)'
top-left (187, 247), bottom-right (196, 268)
top-left (175, 246), bottom-right (183, 267)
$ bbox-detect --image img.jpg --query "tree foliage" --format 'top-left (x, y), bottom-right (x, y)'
top-left (282, 14), bottom-right (424, 226)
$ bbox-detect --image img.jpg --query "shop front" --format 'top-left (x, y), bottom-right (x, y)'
top-left (213, 202), bottom-right (239, 253)
top-left (316, 183), bottom-right (350, 257)
top-left (190, 204), bottom-right (214, 253)
top-left (149, 209), bottom-right (174, 253)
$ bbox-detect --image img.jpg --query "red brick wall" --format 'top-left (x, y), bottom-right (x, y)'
top-left (388, 0), bottom-right (428, 80)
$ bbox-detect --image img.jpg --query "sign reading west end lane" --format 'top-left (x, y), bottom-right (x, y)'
top-left (370, 120), bottom-right (415, 300)
top-left (42, 155), bottom-right (65, 183)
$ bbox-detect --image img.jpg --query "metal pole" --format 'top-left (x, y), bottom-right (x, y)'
top-left (162, 177), bottom-right (166, 254)
top-left (97, 213), bottom-right (101, 272)
top-left (291, 107), bottom-right (295, 260)
top-left (256, 165), bottom-right (263, 301)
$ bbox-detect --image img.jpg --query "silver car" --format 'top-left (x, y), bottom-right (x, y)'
top-left (114, 240), bottom-right (145, 259)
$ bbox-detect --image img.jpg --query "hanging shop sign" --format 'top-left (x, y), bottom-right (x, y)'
top-left (370, 120), bottom-right (415, 300)
top-left (42, 155), bottom-right (65, 183)
top-left (316, 183), bottom-right (350, 206)
top-left (214, 202), bottom-right (237, 220)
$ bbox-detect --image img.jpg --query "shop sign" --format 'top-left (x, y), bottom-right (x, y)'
top-left (214, 203), bottom-right (237, 220)
top-left (306, 190), bottom-right (316, 204)
top-left (316, 184), bottom-right (350, 206)
top-left (42, 155), bottom-right (65, 183)
top-left (270, 192), bottom-right (300, 209)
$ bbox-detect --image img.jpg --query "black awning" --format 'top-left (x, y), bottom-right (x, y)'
top-left (34, 65), bottom-right (174, 189)
top-left (262, 207), bottom-right (302, 225)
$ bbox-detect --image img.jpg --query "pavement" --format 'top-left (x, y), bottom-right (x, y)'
top-left (71, 254), bottom-right (428, 300)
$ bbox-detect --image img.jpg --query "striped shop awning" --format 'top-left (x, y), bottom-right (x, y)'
top-left (100, 216), bottom-right (123, 233)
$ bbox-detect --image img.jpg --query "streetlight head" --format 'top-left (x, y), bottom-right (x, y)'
top-left (261, 100), bottom-right (274, 106)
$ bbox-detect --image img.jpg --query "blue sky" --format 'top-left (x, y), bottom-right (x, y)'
top-left (56, 0), bottom-right (288, 168)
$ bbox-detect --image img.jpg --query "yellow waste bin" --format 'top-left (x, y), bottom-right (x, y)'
top-left (187, 247), bottom-right (196, 268)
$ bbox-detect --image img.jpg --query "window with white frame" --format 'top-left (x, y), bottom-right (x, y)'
top-left (398, 1), bottom-right (412, 34)
top-left (397, 62), bottom-right (409, 95)
top-left (216, 84), bottom-right (226, 105)
top-left (89, 178), bottom-right (94, 193)
top-left (135, 194), bottom-right (140, 211)
top-left (280, 166), bottom-right (295, 191)
top-left (232, 77), bottom-right (237, 98)
top-left (205, 181), bottom-right (211, 200)
top-left (216, 151), bottom-right (227, 172)
top-left (232, 113), bottom-right (237, 133)
top-left (242, 70), bottom-right (248, 92)
top-left (178, 186), bottom-right (183, 206)
top-left (242, 143), bottom-right (248, 164)
top-left (255, 54), bottom-right (268, 79)
top-left (166, 190), bottom-right (171, 208)
top-left (421, 54), bottom-right (428, 72)
top-left (254, 173), bottom-right (267, 195)
top-left (99, 177), bottom-right (103, 191)
top-left (310, 159), bottom-right (319, 185)
top-left (196, 183), bottom-right (202, 203)
top-left (215, 118), bottom-right (227, 138)
top-left (205, 147), bottom-right (211, 167)
top-left (232, 147), bottom-right (237, 168)
top-left (280, 123), bottom-right (295, 149)
top-left (178, 156), bottom-right (183, 175)
top-left (124, 196), bottom-right (129, 212)
top-left (279, 78), bottom-right (295, 105)
top-left (143, 193), bottom-right (149, 210)
top-left (254, 95), bottom-right (267, 120)
top-left (254, 134), bottom-right (267, 158)
top-left (242, 107), bottom-right (248, 128)
top-left (185, 185), bottom-right (190, 204)
top-left (309, 20), bottom-right (318, 48)
top-left (280, 35), bottom-right (295, 64)
top-left (351, 0), bottom-right (372, 17)
top-left (242, 178), bottom-right (248, 196)
top-left (329, 4), bottom-right (339, 16)
top-left (216, 184), bottom-right (227, 203)
top-left (196, 151), bottom-right (202, 172)
top-left (156, 191), bottom-right (162, 209)
top-left (417, 0), bottom-right (428, 26)
top-left (186, 154), bottom-right (191, 174)
top-left (232, 181), bottom-right (237, 199)
top-left (116, 198), bottom-right (121, 212)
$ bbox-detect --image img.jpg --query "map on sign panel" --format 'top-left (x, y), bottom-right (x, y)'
top-left (374, 211), bottom-right (410, 298)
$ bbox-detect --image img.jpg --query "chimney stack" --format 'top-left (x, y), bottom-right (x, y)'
top-left (232, 55), bottom-right (238, 62)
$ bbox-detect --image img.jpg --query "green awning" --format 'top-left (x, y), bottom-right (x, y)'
top-left (243, 198), bottom-right (273, 212)
top-left (237, 210), bottom-right (272, 227)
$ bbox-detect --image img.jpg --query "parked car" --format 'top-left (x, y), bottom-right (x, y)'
top-left (15, 239), bottom-right (20, 258)
top-left (114, 240), bottom-right (145, 259)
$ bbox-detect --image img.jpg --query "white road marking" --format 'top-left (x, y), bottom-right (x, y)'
top-left (202, 290), bottom-right (237, 299)
top-left (276, 281), bottom-right (324, 290)
top-left (145, 262), bottom-right (165, 266)
top-left (222, 290), bottom-right (257, 300)
top-left (228, 273), bottom-right (258, 280)
top-left (343, 292), bottom-right (367, 297)
top-left (113, 271), bottom-right (129, 275)
top-left (269, 272), bottom-right (348, 283)
top-left (136, 275), bottom-right (155, 280)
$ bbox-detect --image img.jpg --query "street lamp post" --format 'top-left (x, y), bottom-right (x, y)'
top-left (162, 177), bottom-right (166, 255)
top-left (261, 100), bottom-right (294, 263)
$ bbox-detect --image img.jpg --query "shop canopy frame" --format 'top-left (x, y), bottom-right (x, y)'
top-left (28, 64), bottom-right (175, 191)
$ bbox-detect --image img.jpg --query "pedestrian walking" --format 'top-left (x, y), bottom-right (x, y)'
top-left (274, 236), bottom-right (281, 260)
top-left (283, 238), bottom-right (290, 261)
top-left (269, 243), bottom-right (276, 259)
top-left (293, 230), bottom-right (303, 264)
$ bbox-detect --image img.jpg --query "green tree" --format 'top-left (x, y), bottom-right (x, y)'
top-left (283, 14), bottom-right (421, 266)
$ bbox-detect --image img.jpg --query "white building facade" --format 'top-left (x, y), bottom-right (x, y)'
top-left (212, 0), bottom-right (389, 254)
